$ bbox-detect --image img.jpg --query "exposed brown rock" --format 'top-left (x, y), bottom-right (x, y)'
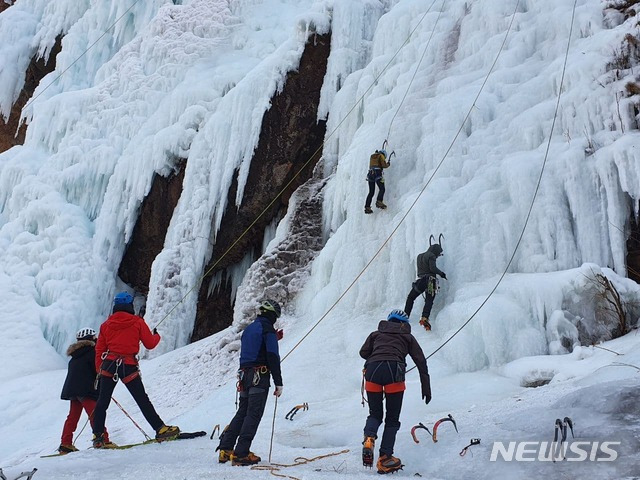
top-left (0, 35), bottom-right (62, 154)
top-left (0, 2), bottom-right (11, 14)
top-left (118, 161), bottom-right (187, 294)
top-left (190, 33), bottom-right (331, 341)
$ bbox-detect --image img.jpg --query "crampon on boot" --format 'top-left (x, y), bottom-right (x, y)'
top-left (419, 317), bottom-right (431, 331)
top-left (375, 201), bottom-right (387, 210)
top-left (57, 444), bottom-right (78, 454)
top-left (156, 425), bottom-right (180, 441)
top-left (364, 206), bottom-right (373, 214)
top-left (231, 452), bottom-right (261, 466)
top-left (92, 434), bottom-right (118, 449)
top-left (217, 449), bottom-right (233, 463)
top-left (377, 454), bottom-right (403, 474)
top-left (362, 436), bottom-right (376, 467)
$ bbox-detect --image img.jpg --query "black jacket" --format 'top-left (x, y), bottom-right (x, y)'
top-left (60, 340), bottom-right (99, 400)
top-left (360, 321), bottom-right (431, 399)
top-left (416, 244), bottom-right (445, 278)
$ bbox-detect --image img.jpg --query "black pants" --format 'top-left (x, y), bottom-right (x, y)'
top-left (218, 368), bottom-right (270, 457)
top-left (365, 179), bottom-right (385, 208)
top-left (93, 363), bottom-right (164, 436)
top-left (404, 275), bottom-right (435, 318)
top-left (363, 361), bottom-right (405, 456)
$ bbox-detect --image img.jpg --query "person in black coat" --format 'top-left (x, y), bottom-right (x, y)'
top-left (404, 243), bottom-right (447, 330)
top-left (359, 310), bottom-right (431, 474)
top-left (58, 328), bottom-right (114, 453)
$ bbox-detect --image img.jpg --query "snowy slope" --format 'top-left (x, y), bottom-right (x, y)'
top-left (1, 0), bottom-right (640, 479)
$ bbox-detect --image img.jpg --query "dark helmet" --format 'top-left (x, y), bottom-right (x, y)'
top-left (114, 291), bottom-right (134, 305)
top-left (259, 299), bottom-right (281, 318)
top-left (430, 244), bottom-right (443, 256)
top-left (387, 309), bottom-right (409, 323)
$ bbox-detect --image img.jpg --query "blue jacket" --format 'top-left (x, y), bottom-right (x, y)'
top-left (239, 315), bottom-right (282, 386)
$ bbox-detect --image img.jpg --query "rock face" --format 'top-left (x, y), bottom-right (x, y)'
top-left (190, 33), bottom-right (331, 341)
top-left (0, 2), bottom-right (10, 14)
top-left (118, 162), bottom-right (187, 294)
top-left (0, 35), bottom-right (62, 154)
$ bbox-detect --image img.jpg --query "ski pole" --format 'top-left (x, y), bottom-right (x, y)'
top-left (112, 397), bottom-right (152, 441)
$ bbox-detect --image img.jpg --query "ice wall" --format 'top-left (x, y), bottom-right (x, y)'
top-left (297, 0), bottom-right (640, 371)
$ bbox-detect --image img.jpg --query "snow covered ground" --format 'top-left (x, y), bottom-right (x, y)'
top-left (1, 312), bottom-right (639, 479)
top-left (1, 0), bottom-right (640, 479)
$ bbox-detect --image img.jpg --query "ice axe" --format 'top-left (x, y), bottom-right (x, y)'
top-left (285, 403), bottom-right (309, 420)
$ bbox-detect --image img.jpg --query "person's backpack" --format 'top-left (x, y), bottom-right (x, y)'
top-left (366, 150), bottom-right (385, 182)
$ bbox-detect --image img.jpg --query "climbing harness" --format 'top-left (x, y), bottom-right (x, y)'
top-left (252, 449), bottom-right (350, 480)
top-left (210, 424), bottom-right (221, 440)
top-left (459, 438), bottom-right (481, 457)
top-left (0, 469), bottom-right (37, 480)
top-left (411, 415), bottom-right (458, 444)
top-left (284, 403), bottom-right (309, 421)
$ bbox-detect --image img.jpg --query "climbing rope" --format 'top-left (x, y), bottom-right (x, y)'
top-left (252, 449), bottom-right (350, 480)
top-left (153, 0), bottom-right (443, 329)
top-left (407, 0), bottom-right (579, 368)
top-left (385, 0), bottom-right (445, 141)
top-left (282, 0), bottom-right (521, 364)
top-left (22, 0), bottom-right (145, 112)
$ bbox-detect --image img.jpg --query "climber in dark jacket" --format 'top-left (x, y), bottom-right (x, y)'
top-left (217, 299), bottom-right (283, 467)
top-left (404, 243), bottom-right (447, 330)
top-left (58, 328), bottom-right (113, 453)
top-left (360, 310), bottom-right (431, 474)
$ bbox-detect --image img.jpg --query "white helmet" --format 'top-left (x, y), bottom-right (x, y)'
top-left (76, 327), bottom-right (96, 340)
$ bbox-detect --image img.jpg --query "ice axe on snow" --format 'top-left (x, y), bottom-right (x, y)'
top-left (285, 403), bottom-right (309, 420)
top-left (0, 468), bottom-right (38, 480)
top-left (411, 414), bottom-right (458, 444)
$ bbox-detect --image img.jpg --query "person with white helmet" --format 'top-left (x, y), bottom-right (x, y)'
top-left (57, 327), bottom-right (115, 454)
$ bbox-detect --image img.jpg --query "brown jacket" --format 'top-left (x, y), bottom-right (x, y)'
top-left (360, 320), bottom-right (431, 398)
top-left (369, 152), bottom-right (390, 169)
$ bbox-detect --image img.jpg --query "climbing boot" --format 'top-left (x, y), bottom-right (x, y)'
top-left (232, 452), bottom-right (261, 466)
top-left (218, 449), bottom-right (234, 463)
top-left (375, 201), bottom-right (387, 210)
top-left (156, 425), bottom-right (180, 441)
top-left (377, 454), bottom-right (403, 474)
top-left (362, 435), bottom-right (376, 467)
top-left (364, 206), bottom-right (373, 214)
top-left (419, 317), bottom-right (431, 331)
top-left (57, 444), bottom-right (78, 454)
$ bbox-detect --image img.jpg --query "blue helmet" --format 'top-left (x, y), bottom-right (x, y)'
top-left (114, 291), bottom-right (134, 305)
top-left (379, 149), bottom-right (387, 158)
top-left (387, 309), bottom-right (409, 323)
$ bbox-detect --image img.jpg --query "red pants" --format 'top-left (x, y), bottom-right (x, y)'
top-left (61, 397), bottom-right (109, 445)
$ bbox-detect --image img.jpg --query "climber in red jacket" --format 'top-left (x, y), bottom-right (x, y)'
top-left (91, 291), bottom-right (179, 447)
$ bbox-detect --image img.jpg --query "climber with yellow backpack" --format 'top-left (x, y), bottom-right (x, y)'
top-left (364, 142), bottom-right (395, 214)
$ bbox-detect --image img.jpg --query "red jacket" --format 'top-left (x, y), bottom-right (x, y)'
top-left (95, 311), bottom-right (160, 371)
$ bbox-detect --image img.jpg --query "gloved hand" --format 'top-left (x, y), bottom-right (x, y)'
top-left (274, 386), bottom-right (283, 397)
top-left (276, 329), bottom-right (284, 341)
top-left (152, 328), bottom-right (158, 335)
top-left (440, 272), bottom-right (447, 280)
top-left (422, 382), bottom-right (432, 405)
